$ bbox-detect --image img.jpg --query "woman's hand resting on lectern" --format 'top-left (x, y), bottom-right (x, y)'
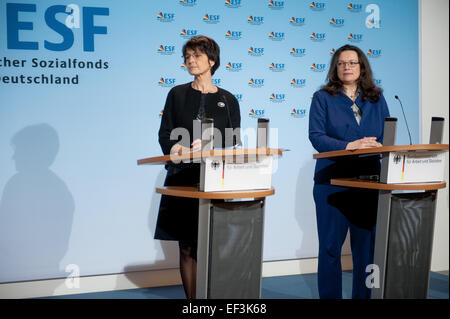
top-left (345, 137), bottom-right (382, 150)
top-left (170, 139), bottom-right (202, 155)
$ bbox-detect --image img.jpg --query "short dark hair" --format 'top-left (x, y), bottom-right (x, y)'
top-left (182, 36), bottom-right (220, 75)
top-left (322, 44), bottom-right (382, 102)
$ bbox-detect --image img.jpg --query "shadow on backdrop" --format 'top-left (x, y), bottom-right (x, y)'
top-left (0, 124), bottom-right (75, 292)
top-left (123, 168), bottom-right (179, 292)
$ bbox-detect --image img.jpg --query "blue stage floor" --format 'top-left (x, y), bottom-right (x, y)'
top-left (45, 271), bottom-right (448, 299)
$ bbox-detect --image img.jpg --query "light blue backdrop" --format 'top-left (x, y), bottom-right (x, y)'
top-left (0, 0), bottom-right (418, 283)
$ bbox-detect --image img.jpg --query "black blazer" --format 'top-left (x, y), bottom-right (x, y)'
top-left (158, 82), bottom-right (241, 155)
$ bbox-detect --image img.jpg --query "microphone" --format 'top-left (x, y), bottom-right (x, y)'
top-left (220, 94), bottom-right (236, 147)
top-left (394, 95), bottom-right (412, 145)
top-left (220, 94), bottom-right (233, 130)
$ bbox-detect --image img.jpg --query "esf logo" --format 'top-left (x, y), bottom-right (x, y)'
top-left (159, 110), bottom-right (164, 118)
top-left (234, 93), bottom-right (243, 102)
top-left (179, 0), bottom-right (197, 7)
top-left (248, 78), bottom-right (264, 88)
top-left (269, 32), bottom-right (285, 41)
top-left (180, 29), bottom-right (198, 39)
top-left (180, 62), bottom-right (187, 70)
top-left (348, 33), bottom-right (363, 42)
top-left (225, 30), bottom-right (242, 40)
top-left (347, 3), bottom-right (363, 12)
top-left (248, 47), bottom-right (264, 57)
top-left (310, 32), bottom-right (326, 41)
top-left (269, 63), bottom-right (285, 72)
top-left (290, 48), bottom-right (306, 57)
top-left (374, 79), bottom-right (382, 86)
top-left (157, 45), bottom-right (175, 55)
top-left (367, 49), bottom-right (382, 58)
top-left (311, 63), bottom-right (327, 72)
top-left (203, 14), bottom-right (220, 24)
top-left (225, 0), bottom-right (242, 8)
top-left (248, 16), bottom-right (264, 25)
top-left (289, 17), bottom-right (306, 26)
top-left (212, 78), bottom-right (222, 86)
top-left (290, 108), bottom-right (307, 118)
top-left (270, 93), bottom-right (285, 103)
top-left (225, 62), bottom-right (242, 72)
top-left (158, 77), bottom-right (176, 87)
top-left (5, 3), bottom-right (108, 52)
top-left (249, 109), bottom-right (265, 118)
top-left (268, 1), bottom-right (284, 10)
top-left (330, 48), bottom-right (336, 55)
top-left (330, 18), bottom-right (345, 27)
top-left (310, 2), bottom-right (325, 11)
top-left (290, 78), bottom-right (306, 88)
top-left (157, 12), bottom-right (175, 23)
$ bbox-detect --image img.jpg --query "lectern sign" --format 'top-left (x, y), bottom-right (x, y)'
top-left (203, 156), bottom-right (273, 192)
top-left (387, 151), bottom-right (445, 184)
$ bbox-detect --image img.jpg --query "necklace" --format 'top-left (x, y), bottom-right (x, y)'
top-left (344, 88), bottom-right (358, 101)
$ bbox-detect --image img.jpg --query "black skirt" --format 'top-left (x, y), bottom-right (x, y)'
top-left (154, 164), bottom-right (200, 242)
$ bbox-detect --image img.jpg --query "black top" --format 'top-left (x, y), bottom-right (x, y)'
top-left (158, 82), bottom-right (241, 155)
top-left (154, 82), bottom-right (241, 242)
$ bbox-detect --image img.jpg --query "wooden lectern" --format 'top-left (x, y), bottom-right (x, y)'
top-left (313, 117), bottom-right (448, 299)
top-left (138, 119), bottom-right (283, 299)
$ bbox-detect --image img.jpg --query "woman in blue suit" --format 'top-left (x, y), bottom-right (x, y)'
top-left (309, 45), bottom-right (390, 299)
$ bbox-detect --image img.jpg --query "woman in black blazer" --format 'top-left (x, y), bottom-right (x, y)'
top-left (155, 36), bottom-right (241, 299)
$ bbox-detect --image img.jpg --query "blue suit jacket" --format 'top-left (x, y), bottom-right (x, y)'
top-left (309, 89), bottom-right (390, 184)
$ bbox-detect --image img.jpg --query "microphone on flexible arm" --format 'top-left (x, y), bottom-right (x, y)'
top-left (218, 94), bottom-right (236, 147)
top-left (394, 95), bottom-right (412, 145)
top-left (219, 94), bottom-right (233, 128)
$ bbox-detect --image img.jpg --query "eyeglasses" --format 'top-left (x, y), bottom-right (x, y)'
top-left (183, 53), bottom-right (205, 62)
top-left (337, 61), bottom-right (360, 68)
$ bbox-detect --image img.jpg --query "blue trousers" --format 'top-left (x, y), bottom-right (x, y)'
top-left (313, 184), bottom-right (376, 299)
